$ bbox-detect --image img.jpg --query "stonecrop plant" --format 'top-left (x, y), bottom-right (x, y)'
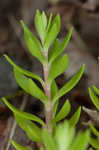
top-left (2, 10), bottom-right (90, 150)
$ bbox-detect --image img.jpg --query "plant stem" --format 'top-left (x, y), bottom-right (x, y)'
top-left (43, 63), bottom-right (51, 99)
top-left (43, 50), bottom-right (52, 133)
top-left (45, 102), bottom-right (53, 133)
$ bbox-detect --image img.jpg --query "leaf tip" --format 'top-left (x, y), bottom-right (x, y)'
top-left (1, 97), bottom-right (6, 103)
top-left (20, 20), bottom-right (24, 26)
top-left (36, 9), bottom-right (40, 14)
top-left (3, 54), bottom-right (7, 59)
top-left (78, 106), bottom-right (81, 112)
top-left (82, 64), bottom-right (85, 69)
top-left (88, 87), bottom-right (91, 93)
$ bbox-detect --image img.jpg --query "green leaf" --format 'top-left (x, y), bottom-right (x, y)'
top-left (14, 68), bottom-right (48, 104)
top-left (53, 64), bottom-right (85, 103)
top-left (69, 107), bottom-right (81, 127)
top-left (21, 20), bottom-right (46, 65)
top-left (2, 97), bottom-right (45, 126)
top-left (52, 100), bottom-right (59, 119)
top-left (34, 10), bottom-right (46, 41)
top-left (51, 80), bottom-right (58, 99)
top-left (48, 54), bottom-right (69, 82)
top-left (42, 129), bottom-right (56, 150)
top-left (48, 39), bottom-right (60, 63)
top-left (4, 54), bottom-right (44, 86)
top-left (55, 121), bottom-right (75, 150)
top-left (40, 148), bottom-right (44, 150)
top-left (28, 78), bottom-right (48, 103)
top-left (70, 130), bottom-right (90, 150)
top-left (48, 28), bottom-right (73, 64)
top-left (26, 124), bottom-right (42, 142)
top-left (89, 88), bottom-right (99, 110)
top-left (90, 123), bottom-right (99, 137)
top-left (90, 137), bottom-right (99, 150)
top-left (44, 14), bottom-right (60, 50)
top-left (46, 13), bottom-right (52, 33)
top-left (14, 68), bottom-right (29, 93)
top-left (53, 100), bottom-right (71, 122)
top-left (41, 11), bottom-right (47, 29)
top-left (51, 14), bottom-right (60, 32)
top-left (51, 80), bottom-right (59, 118)
top-left (11, 140), bottom-right (32, 150)
top-left (93, 86), bottom-right (99, 95)
top-left (14, 113), bottom-right (42, 142)
top-left (22, 20), bottom-right (42, 50)
top-left (88, 148), bottom-right (94, 150)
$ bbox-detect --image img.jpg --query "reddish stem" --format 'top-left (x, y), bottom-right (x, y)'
top-left (43, 50), bottom-right (52, 133)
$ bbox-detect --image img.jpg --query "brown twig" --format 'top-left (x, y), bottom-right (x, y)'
top-left (4, 94), bottom-right (29, 150)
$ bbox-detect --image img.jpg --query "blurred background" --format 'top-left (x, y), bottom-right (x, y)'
top-left (0, 0), bottom-right (99, 96)
top-left (0, 0), bottom-right (99, 149)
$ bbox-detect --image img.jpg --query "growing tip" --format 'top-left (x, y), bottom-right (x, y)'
top-left (20, 20), bottom-right (24, 27)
